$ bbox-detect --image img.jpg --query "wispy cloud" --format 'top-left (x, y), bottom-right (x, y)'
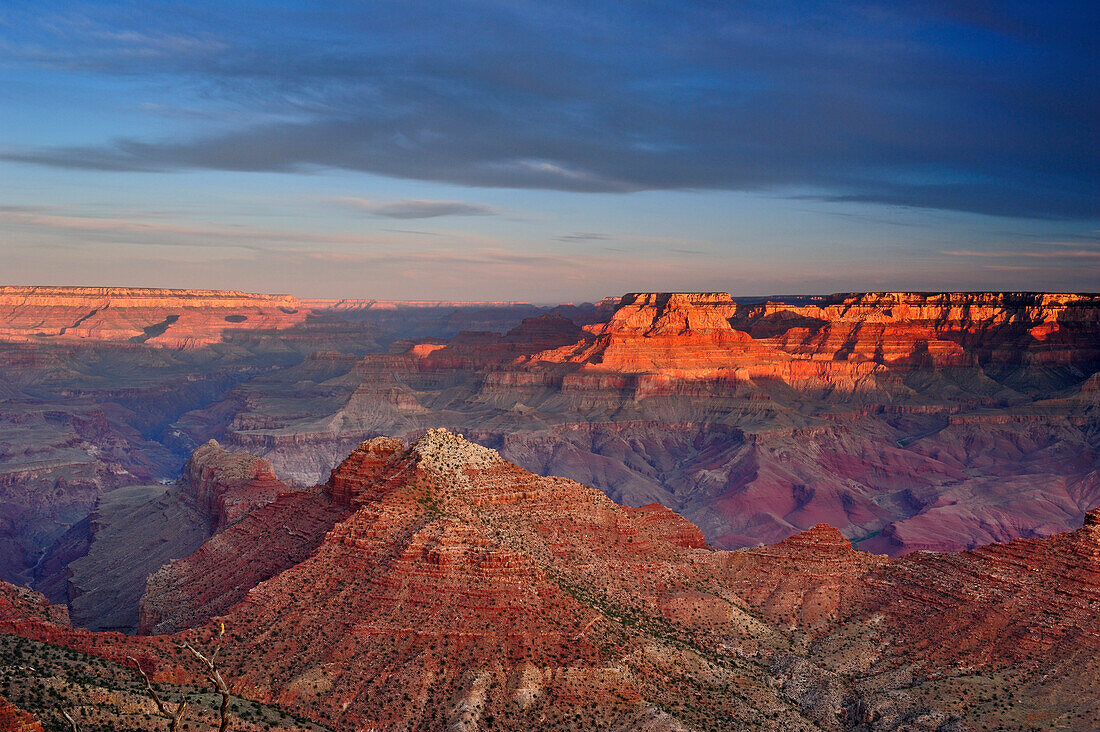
top-left (556, 232), bottom-right (613, 242)
top-left (336, 197), bottom-right (498, 219)
top-left (944, 248), bottom-right (1100, 260)
top-left (0, 204), bottom-right (535, 256)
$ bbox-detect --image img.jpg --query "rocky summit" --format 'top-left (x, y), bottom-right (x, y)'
top-left (1, 431), bottom-right (1098, 730)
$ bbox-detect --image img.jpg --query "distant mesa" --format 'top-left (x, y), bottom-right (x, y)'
top-left (0, 286), bottom-right (541, 347)
top-left (0, 285), bottom-right (307, 347)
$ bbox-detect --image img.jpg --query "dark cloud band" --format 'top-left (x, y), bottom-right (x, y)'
top-left (2, 0), bottom-right (1096, 219)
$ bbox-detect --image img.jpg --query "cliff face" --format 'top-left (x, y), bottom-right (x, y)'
top-left (0, 286), bottom-right (309, 347)
top-left (736, 291), bottom-right (1100, 370)
top-left (137, 440), bottom-right (348, 634)
top-left (178, 440), bottom-right (288, 531)
top-left (51, 442), bottom-right (298, 634)
top-left (64, 484), bottom-right (208, 633)
top-left (138, 485), bottom-right (348, 635)
top-left (536, 290), bottom-right (1100, 381)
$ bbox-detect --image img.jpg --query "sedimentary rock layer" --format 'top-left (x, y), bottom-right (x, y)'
top-left (3, 431), bottom-right (1099, 729)
top-left (222, 291), bottom-right (1100, 556)
top-left (0, 286), bottom-right (308, 347)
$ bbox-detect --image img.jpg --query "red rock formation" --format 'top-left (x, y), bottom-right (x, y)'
top-left (534, 290), bottom-right (1100, 384)
top-left (865, 508), bottom-right (1100, 669)
top-left (712, 524), bottom-right (886, 629)
top-left (179, 440), bottom-right (289, 530)
top-left (0, 581), bottom-right (328, 730)
top-left (196, 431), bottom-right (790, 730)
top-left (535, 291), bottom-right (769, 380)
top-left (3, 433), bottom-right (1099, 729)
top-left (213, 437), bottom-right (1100, 728)
top-left (139, 483), bottom-right (349, 635)
top-left (0, 697), bottom-right (45, 732)
top-left (0, 286), bottom-right (310, 347)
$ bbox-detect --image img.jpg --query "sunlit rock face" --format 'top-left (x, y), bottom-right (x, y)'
top-left (220, 291), bottom-right (1100, 558)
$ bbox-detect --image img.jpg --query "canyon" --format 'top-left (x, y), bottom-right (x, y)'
top-left (2, 288), bottom-right (1098, 596)
top-left (1, 286), bottom-right (1098, 729)
top-left (216, 290), bottom-right (1100, 556)
top-left (0, 429), bottom-right (1097, 730)
top-left (0, 287), bottom-right (539, 597)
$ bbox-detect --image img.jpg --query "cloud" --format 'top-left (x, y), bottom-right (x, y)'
top-left (556, 232), bottom-right (613, 241)
top-left (0, 206), bottom-right (389, 248)
top-left (0, 203), bottom-right (527, 254)
top-left (336, 197), bottom-right (497, 219)
top-left (1, 1), bottom-right (1097, 218)
top-left (943, 248), bottom-right (1100, 259)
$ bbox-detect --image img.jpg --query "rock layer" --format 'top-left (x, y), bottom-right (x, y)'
top-left (179, 440), bottom-right (289, 530)
top-left (0, 286), bottom-right (310, 347)
top-left (142, 435), bottom-right (1100, 729)
top-left (223, 291), bottom-right (1100, 557)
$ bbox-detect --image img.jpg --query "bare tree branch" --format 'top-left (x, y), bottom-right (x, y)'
top-left (61, 709), bottom-right (78, 732)
top-left (127, 656), bottom-right (187, 732)
top-left (181, 622), bottom-right (231, 732)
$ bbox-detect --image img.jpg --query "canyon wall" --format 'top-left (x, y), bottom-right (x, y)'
top-left (0, 286), bottom-right (310, 347)
top-left (219, 291), bottom-right (1100, 556)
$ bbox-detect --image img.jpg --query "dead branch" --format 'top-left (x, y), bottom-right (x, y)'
top-left (127, 656), bottom-right (187, 732)
top-left (61, 709), bottom-right (78, 732)
top-left (181, 621), bottom-right (230, 732)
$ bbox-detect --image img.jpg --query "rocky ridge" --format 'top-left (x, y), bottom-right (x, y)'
top-left (131, 434), bottom-right (1100, 729)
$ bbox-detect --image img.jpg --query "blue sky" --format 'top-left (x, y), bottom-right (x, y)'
top-left (1, 0), bottom-right (1096, 300)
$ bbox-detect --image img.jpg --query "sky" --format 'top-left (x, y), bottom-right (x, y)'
top-left (0, 1), bottom-right (1097, 302)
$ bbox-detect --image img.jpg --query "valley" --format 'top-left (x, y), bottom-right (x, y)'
top-left (0, 286), bottom-right (1098, 729)
top-left (0, 429), bottom-right (1097, 730)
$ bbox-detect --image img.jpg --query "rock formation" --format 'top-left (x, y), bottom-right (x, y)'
top-left (0, 286), bottom-right (311, 347)
top-left (1, 432), bottom-right (1099, 729)
top-left (179, 440), bottom-right (289, 530)
top-left (96, 436), bottom-right (1094, 728)
top-left (219, 291), bottom-right (1100, 558)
